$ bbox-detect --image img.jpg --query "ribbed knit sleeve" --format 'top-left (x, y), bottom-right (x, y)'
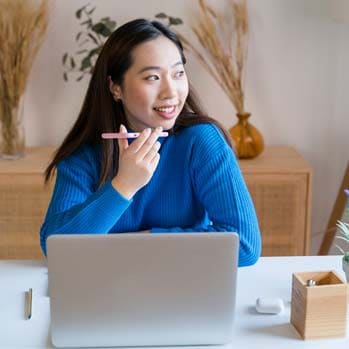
top-left (39, 146), bottom-right (132, 256)
top-left (151, 124), bottom-right (261, 267)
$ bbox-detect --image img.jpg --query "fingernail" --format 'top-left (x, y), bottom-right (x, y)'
top-left (156, 126), bottom-right (163, 132)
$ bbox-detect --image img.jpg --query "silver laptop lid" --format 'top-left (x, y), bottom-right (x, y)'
top-left (47, 232), bottom-right (239, 348)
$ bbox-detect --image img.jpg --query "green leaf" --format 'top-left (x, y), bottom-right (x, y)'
top-left (104, 19), bottom-right (117, 31)
top-left (62, 53), bottom-right (68, 65)
top-left (75, 31), bottom-right (83, 41)
top-left (88, 47), bottom-right (101, 58)
top-left (75, 5), bottom-right (86, 19)
top-left (70, 57), bottom-right (76, 69)
top-left (169, 17), bottom-right (183, 26)
top-left (336, 236), bottom-right (349, 244)
top-left (77, 49), bottom-right (88, 54)
top-left (87, 32), bottom-right (99, 45)
top-left (63, 72), bottom-right (68, 81)
top-left (80, 56), bottom-right (91, 71)
top-left (92, 22), bottom-right (112, 37)
top-left (81, 19), bottom-right (93, 28)
top-left (155, 13), bottom-right (168, 19)
top-left (337, 220), bottom-right (349, 236)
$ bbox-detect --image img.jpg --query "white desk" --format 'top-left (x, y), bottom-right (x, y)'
top-left (1, 256), bottom-right (348, 348)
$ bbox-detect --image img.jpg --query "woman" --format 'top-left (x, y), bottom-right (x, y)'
top-left (40, 19), bottom-right (261, 266)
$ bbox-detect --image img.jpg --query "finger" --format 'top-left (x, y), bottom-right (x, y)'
top-left (143, 141), bottom-right (161, 163)
top-left (149, 152), bottom-right (160, 170)
top-left (118, 124), bottom-right (129, 154)
top-left (127, 127), bottom-right (152, 154)
top-left (136, 127), bottom-right (163, 160)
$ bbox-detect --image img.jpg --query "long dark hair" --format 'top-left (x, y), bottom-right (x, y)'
top-left (45, 19), bottom-right (233, 187)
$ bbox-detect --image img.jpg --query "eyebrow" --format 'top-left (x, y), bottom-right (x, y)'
top-left (137, 61), bottom-right (183, 74)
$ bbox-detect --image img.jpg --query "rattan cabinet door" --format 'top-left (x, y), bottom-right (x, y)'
top-left (0, 174), bottom-right (51, 259)
top-left (244, 173), bottom-right (309, 256)
top-left (0, 147), bottom-right (54, 259)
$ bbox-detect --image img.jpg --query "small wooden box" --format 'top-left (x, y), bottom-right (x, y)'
top-left (290, 271), bottom-right (347, 339)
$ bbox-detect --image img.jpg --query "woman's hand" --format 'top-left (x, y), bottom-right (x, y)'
top-left (112, 124), bottom-right (162, 199)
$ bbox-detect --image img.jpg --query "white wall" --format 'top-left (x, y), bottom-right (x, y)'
top-left (24, 0), bottom-right (349, 254)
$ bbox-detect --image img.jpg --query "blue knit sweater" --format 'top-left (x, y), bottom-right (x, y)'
top-left (40, 123), bottom-right (261, 266)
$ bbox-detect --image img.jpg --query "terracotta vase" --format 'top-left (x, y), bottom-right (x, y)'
top-left (229, 112), bottom-right (264, 159)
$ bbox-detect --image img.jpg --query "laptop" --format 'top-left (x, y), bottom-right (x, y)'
top-left (47, 232), bottom-right (239, 348)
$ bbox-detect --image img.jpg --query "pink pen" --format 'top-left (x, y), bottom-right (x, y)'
top-left (102, 132), bottom-right (169, 139)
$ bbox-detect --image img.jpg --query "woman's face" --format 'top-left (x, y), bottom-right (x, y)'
top-left (110, 35), bottom-right (189, 131)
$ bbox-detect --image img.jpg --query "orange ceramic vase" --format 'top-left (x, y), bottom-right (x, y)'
top-left (229, 112), bottom-right (264, 159)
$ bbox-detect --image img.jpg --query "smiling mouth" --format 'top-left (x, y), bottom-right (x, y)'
top-left (153, 105), bottom-right (177, 113)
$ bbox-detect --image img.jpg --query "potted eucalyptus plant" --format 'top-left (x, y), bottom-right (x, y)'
top-left (62, 5), bottom-right (182, 82)
top-left (62, 4), bottom-right (117, 81)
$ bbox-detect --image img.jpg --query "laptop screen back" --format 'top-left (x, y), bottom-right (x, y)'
top-left (47, 232), bottom-right (239, 348)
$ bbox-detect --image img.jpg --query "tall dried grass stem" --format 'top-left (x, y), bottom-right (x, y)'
top-left (180, 0), bottom-right (249, 114)
top-left (0, 0), bottom-right (49, 155)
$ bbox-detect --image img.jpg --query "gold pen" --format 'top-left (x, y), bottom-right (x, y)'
top-left (26, 288), bottom-right (32, 320)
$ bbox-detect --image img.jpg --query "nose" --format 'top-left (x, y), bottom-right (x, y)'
top-left (159, 75), bottom-right (177, 100)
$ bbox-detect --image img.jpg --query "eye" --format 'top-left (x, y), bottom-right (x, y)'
top-left (174, 70), bottom-right (185, 78)
top-left (145, 75), bottom-right (159, 81)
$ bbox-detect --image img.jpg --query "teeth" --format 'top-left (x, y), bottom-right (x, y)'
top-left (155, 106), bottom-right (176, 113)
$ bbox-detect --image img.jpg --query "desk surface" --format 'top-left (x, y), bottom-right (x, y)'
top-left (1, 256), bottom-right (348, 348)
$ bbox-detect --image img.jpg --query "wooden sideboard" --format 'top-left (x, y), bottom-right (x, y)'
top-left (0, 146), bottom-right (312, 259)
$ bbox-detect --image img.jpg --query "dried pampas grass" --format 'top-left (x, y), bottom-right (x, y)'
top-left (0, 0), bottom-right (49, 156)
top-left (179, 0), bottom-right (248, 114)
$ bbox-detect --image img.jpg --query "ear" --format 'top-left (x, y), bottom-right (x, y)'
top-left (108, 76), bottom-right (122, 100)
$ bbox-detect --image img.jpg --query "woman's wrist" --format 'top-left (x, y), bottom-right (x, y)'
top-left (111, 176), bottom-right (135, 200)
